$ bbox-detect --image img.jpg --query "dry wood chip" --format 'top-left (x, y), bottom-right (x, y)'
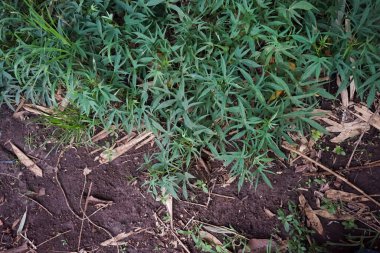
top-left (100, 229), bottom-right (144, 246)
top-left (325, 189), bottom-right (369, 202)
top-left (263, 207), bottom-right (276, 218)
top-left (9, 142), bottom-right (43, 177)
top-left (299, 194), bottom-right (323, 235)
top-left (91, 129), bottom-right (110, 143)
top-left (23, 104), bottom-right (54, 115)
top-left (87, 196), bottom-right (113, 205)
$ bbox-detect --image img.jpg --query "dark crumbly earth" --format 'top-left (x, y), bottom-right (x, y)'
top-left (0, 105), bottom-right (379, 253)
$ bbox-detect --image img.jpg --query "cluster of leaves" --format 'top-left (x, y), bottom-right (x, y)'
top-left (0, 0), bottom-right (379, 197)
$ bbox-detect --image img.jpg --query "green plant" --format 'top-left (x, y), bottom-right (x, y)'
top-left (326, 227), bottom-right (380, 250)
top-left (278, 201), bottom-right (324, 252)
top-left (0, 0), bottom-right (379, 197)
top-left (342, 219), bottom-right (358, 230)
top-left (179, 225), bottom-right (250, 253)
top-left (311, 129), bottom-right (323, 142)
top-left (38, 106), bottom-right (92, 148)
top-left (195, 179), bottom-right (209, 193)
top-left (24, 132), bottom-right (37, 150)
top-left (333, 145), bottom-right (346, 156)
top-left (321, 198), bottom-right (339, 214)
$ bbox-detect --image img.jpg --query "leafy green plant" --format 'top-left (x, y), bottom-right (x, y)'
top-left (195, 179), bottom-right (209, 194)
top-left (342, 219), bottom-right (358, 230)
top-left (333, 145), bottom-right (346, 156)
top-left (278, 201), bottom-right (325, 252)
top-left (311, 129), bottom-right (323, 142)
top-left (320, 198), bottom-right (340, 214)
top-left (0, 0), bottom-right (379, 197)
top-left (38, 106), bottom-right (92, 148)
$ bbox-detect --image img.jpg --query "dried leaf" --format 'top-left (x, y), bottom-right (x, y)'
top-left (294, 164), bottom-right (309, 173)
top-left (263, 208), bottom-right (276, 218)
top-left (100, 231), bottom-right (135, 246)
top-left (299, 194), bottom-right (324, 235)
top-left (83, 167), bottom-right (92, 176)
top-left (325, 189), bottom-right (369, 202)
top-left (199, 231), bottom-right (223, 246)
top-left (314, 209), bottom-right (354, 221)
top-left (12, 111), bottom-right (28, 121)
top-left (91, 129), bottom-right (112, 143)
top-left (17, 209), bottom-right (27, 235)
top-left (353, 105), bottom-right (380, 130)
top-left (9, 142), bottom-right (43, 177)
top-left (320, 118), bottom-right (369, 143)
top-left (98, 132), bottom-right (153, 163)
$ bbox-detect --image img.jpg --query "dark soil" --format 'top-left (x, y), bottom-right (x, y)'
top-left (1, 105), bottom-right (379, 253)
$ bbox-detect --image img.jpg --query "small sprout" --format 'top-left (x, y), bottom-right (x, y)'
top-left (162, 213), bottom-right (172, 224)
top-left (61, 239), bottom-right (68, 246)
top-left (342, 219), bottom-right (357, 230)
top-left (333, 146), bottom-right (346, 156)
top-left (195, 180), bottom-right (208, 193)
top-left (321, 198), bottom-right (338, 215)
top-left (311, 130), bottom-right (323, 142)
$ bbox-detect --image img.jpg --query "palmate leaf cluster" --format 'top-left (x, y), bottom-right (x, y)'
top-left (0, 0), bottom-right (379, 197)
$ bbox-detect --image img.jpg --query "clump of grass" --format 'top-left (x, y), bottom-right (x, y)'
top-left (38, 106), bottom-right (92, 147)
top-left (0, 0), bottom-right (379, 197)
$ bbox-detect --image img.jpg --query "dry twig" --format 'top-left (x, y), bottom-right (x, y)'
top-left (19, 193), bottom-right (53, 217)
top-left (154, 213), bottom-right (190, 253)
top-left (282, 145), bottom-right (380, 208)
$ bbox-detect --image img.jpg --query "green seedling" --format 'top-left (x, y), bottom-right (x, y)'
top-left (311, 130), bottom-right (323, 142)
top-left (195, 180), bottom-right (209, 193)
top-left (342, 219), bottom-right (358, 230)
top-left (333, 146), bottom-right (346, 156)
